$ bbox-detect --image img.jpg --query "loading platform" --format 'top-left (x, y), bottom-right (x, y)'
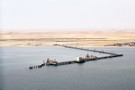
top-left (29, 45), bottom-right (123, 69)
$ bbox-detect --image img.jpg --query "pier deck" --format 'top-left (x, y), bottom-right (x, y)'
top-left (62, 45), bottom-right (119, 55)
top-left (29, 45), bottom-right (123, 69)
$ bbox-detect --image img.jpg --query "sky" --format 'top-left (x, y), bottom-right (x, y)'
top-left (1, 0), bottom-right (135, 31)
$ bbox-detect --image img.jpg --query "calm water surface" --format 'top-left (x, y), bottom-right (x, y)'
top-left (0, 47), bottom-right (135, 90)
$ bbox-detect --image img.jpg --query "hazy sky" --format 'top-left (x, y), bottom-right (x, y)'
top-left (1, 0), bottom-right (135, 31)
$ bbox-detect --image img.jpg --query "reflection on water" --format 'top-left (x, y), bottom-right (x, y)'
top-left (0, 47), bottom-right (135, 90)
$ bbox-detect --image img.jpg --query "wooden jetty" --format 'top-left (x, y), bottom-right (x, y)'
top-left (29, 45), bottom-right (123, 69)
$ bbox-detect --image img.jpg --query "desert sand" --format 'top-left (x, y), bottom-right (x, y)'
top-left (0, 30), bottom-right (135, 47)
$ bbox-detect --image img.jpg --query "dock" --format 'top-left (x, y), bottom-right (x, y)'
top-left (29, 45), bottom-right (123, 69)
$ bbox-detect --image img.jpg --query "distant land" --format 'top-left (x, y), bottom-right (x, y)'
top-left (1, 28), bottom-right (135, 32)
top-left (0, 30), bottom-right (135, 47)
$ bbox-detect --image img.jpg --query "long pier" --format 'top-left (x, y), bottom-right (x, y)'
top-left (62, 45), bottom-right (120, 55)
top-left (29, 45), bottom-right (123, 69)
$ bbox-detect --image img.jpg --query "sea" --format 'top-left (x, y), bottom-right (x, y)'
top-left (0, 47), bottom-right (135, 90)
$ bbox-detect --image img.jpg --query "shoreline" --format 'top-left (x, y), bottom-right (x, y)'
top-left (0, 45), bottom-right (135, 48)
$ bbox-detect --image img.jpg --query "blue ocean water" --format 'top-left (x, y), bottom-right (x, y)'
top-left (0, 47), bottom-right (135, 90)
